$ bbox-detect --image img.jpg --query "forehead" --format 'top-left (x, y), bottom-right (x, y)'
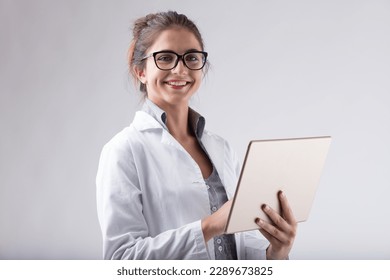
top-left (148, 27), bottom-right (202, 53)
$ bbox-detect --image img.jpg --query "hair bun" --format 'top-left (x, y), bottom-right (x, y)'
top-left (133, 14), bottom-right (158, 39)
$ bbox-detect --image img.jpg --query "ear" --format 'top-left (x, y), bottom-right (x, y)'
top-left (133, 66), bottom-right (147, 84)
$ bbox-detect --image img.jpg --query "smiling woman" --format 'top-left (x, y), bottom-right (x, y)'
top-left (96, 11), bottom-right (297, 260)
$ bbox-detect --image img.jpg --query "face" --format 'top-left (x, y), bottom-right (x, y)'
top-left (136, 28), bottom-right (204, 108)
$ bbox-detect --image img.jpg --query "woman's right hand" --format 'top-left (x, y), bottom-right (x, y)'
top-left (201, 200), bottom-right (232, 242)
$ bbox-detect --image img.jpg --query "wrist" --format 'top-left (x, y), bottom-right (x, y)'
top-left (266, 245), bottom-right (289, 260)
top-left (201, 216), bottom-right (214, 242)
top-left (201, 215), bottom-right (222, 242)
top-left (266, 245), bottom-right (274, 260)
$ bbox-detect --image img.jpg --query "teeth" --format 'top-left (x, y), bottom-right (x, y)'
top-left (167, 81), bottom-right (187, 86)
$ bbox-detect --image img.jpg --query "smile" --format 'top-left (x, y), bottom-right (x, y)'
top-left (165, 80), bottom-right (190, 87)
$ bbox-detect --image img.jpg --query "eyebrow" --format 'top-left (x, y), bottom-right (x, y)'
top-left (158, 48), bottom-right (202, 53)
top-left (185, 48), bottom-right (202, 52)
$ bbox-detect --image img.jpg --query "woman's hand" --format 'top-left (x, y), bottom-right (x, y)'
top-left (201, 200), bottom-right (232, 242)
top-left (255, 191), bottom-right (297, 260)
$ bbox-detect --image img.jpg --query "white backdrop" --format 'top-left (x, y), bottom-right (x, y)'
top-left (1, 0), bottom-right (389, 259)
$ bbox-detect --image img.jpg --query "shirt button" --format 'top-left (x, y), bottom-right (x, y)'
top-left (211, 206), bottom-right (217, 212)
top-left (216, 239), bottom-right (222, 244)
top-left (218, 246), bottom-right (223, 252)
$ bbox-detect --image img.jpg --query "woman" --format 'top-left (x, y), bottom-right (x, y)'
top-left (96, 11), bottom-right (297, 260)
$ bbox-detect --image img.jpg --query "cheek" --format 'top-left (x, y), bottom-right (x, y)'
top-left (146, 70), bottom-right (166, 86)
top-left (194, 73), bottom-right (203, 86)
top-left (156, 73), bottom-right (170, 85)
top-left (144, 61), bottom-right (159, 82)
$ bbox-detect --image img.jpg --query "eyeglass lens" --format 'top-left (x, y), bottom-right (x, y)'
top-left (154, 52), bottom-right (206, 70)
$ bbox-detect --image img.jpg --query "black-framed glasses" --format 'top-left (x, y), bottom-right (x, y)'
top-left (141, 50), bottom-right (208, 71)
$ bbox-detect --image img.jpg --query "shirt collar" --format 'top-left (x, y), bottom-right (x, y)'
top-left (142, 98), bottom-right (205, 138)
top-left (188, 107), bottom-right (205, 139)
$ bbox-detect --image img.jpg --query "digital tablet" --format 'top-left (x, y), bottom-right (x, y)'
top-left (225, 136), bottom-right (331, 234)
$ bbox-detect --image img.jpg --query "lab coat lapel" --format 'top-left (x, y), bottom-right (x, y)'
top-left (132, 111), bottom-right (185, 151)
top-left (132, 111), bottom-right (162, 131)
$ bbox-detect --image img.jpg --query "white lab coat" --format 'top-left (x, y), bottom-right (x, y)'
top-left (96, 110), bottom-right (269, 259)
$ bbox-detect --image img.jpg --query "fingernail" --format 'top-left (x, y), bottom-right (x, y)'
top-left (280, 191), bottom-right (285, 197)
top-left (263, 204), bottom-right (269, 211)
top-left (255, 218), bottom-right (263, 226)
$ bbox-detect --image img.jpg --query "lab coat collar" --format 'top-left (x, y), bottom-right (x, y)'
top-left (139, 99), bottom-right (206, 139)
top-left (131, 111), bottom-right (205, 154)
top-left (142, 99), bottom-right (168, 131)
top-left (132, 111), bottom-right (163, 131)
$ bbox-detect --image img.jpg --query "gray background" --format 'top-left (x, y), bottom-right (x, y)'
top-left (1, 0), bottom-right (389, 259)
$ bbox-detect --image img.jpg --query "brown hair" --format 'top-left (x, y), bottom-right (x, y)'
top-left (128, 11), bottom-right (206, 94)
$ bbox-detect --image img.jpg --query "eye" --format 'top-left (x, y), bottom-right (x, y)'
top-left (156, 53), bottom-right (175, 63)
top-left (185, 54), bottom-right (200, 62)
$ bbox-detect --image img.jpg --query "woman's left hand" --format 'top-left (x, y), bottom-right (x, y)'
top-left (255, 191), bottom-right (297, 260)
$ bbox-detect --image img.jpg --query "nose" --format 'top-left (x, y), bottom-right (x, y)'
top-left (171, 58), bottom-right (188, 74)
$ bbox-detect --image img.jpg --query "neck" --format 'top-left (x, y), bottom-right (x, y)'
top-left (150, 98), bottom-right (192, 141)
top-left (165, 104), bottom-right (191, 141)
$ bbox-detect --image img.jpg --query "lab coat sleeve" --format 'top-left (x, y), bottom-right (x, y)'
top-left (239, 230), bottom-right (270, 259)
top-left (96, 138), bottom-right (210, 260)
